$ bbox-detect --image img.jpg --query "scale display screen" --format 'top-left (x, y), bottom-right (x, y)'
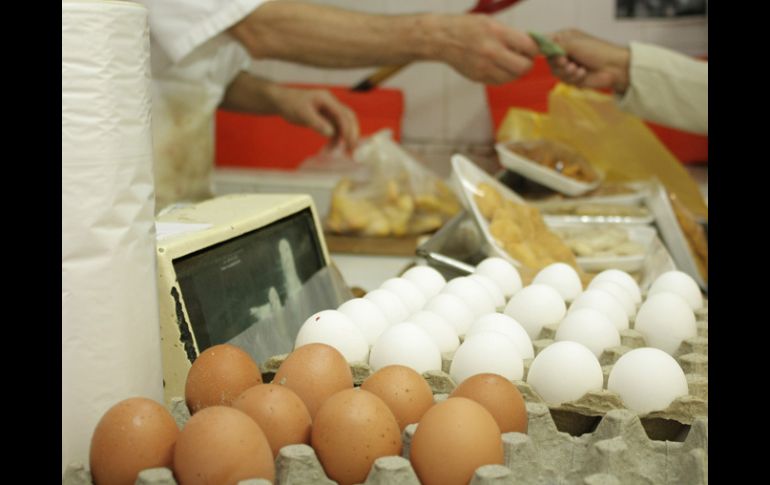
top-left (172, 208), bottom-right (325, 351)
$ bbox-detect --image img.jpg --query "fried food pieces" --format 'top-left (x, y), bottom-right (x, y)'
top-left (507, 139), bottom-right (599, 183)
top-left (474, 182), bottom-right (585, 282)
top-left (326, 174), bottom-right (460, 237)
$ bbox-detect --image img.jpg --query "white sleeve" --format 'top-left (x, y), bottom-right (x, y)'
top-left (139, 0), bottom-right (266, 64)
top-left (617, 42), bottom-right (708, 135)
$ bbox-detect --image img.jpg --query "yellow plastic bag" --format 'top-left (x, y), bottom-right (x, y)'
top-left (497, 84), bottom-right (707, 219)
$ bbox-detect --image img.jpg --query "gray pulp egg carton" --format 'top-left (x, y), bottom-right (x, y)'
top-left (63, 304), bottom-right (706, 485)
top-left (64, 397), bottom-right (703, 485)
top-left (252, 403), bottom-right (706, 485)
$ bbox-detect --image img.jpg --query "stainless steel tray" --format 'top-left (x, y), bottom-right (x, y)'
top-left (416, 211), bottom-right (481, 280)
top-left (417, 211), bottom-right (678, 292)
top-left (644, 182), bottom-right (707, 292)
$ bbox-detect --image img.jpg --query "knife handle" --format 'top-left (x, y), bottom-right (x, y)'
top-left (350, 64), bottom-right (406, 92)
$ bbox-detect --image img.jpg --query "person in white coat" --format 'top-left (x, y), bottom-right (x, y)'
top-left (139, 0), bottom-right (540, 211)
top-left (545, 29), bottom-right (707, 135)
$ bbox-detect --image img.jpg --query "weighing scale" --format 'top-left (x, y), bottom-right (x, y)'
top-left (155, 193), bottom-right (352, 403)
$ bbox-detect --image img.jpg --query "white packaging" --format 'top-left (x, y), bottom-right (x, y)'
top-left (62, 0), bottom-right (162, 474)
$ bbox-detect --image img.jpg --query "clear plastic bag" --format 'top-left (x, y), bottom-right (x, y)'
top-left (323, 130), bottom-right (461, 237)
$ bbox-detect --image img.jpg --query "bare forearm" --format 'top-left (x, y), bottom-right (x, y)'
top-left (229, 1), bottom-right (438, 67)
top-left (219, 72), bottom-right (360, 149)
top-left (219, 72), bottom-right (282, 114)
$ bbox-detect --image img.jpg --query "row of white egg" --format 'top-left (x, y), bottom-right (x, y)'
top-left (294, 259), bottom-right (703, 415)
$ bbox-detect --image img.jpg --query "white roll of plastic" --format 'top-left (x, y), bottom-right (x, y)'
top-left (62, 0), bottom-right (163, 475)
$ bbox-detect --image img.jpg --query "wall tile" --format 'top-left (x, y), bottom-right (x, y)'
top-left (445, 72), bottom-right (492, 144)
top-left (390, 62), bottom-right (448, 142)
top-left (640, 18), bottom-right (708, 55)
top-left (507, 0), bottom-right (578, 33)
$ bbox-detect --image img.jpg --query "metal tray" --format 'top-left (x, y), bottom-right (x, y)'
top-left (417, 211), bottom-right (677, 291)
top-left (416, 211), bottom-right (482, 280)
top-left (645, 182), bottom-right (707, 292)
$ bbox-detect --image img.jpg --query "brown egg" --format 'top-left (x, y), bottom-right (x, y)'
top-left (233, 383), bottom-right (312, 457)
top-left (360, 365), bottom-right (434, 431)
top-left (450, 373), bottom-right (528, 433)
top-left (410, 397), bottom-right (503, 485)
top-left (173, 406), bottom-right (274, 485)
top-left (89, 397), bottom-right (178, 485)
top-left (185, 344), bottom-right (262, 414)
top-left (273, 343), bottom-right (353, 419)
top-left (312, 389), bottom-right (402, 485)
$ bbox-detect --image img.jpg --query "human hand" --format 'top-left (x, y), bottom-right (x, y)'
top-left (432, 14), bottom-right (538, 84)
top-left (546, 29), bottom-right (631, 94)
top-left (271, 86), bottom-right (360, 152)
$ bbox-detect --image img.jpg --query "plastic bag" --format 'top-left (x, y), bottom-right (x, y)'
top-left (497, 84), bottom-right (708, 219)
top-left (323, 130), bottom-right (461, 237)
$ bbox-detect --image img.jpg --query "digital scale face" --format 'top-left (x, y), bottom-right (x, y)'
top-left (155, 194), bottom-right (351, 403)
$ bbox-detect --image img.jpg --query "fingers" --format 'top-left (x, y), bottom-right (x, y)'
top-left (500, 27), bottom-right (539, 58)
top-left (550, 28), bottom-right (585, 49)
top-left (303, 107), bottom-right (336, 138)
top-left (313, 91), bottom-right (359, 152)
top-left (582, 71), bottom-right (616, 90)
top-left (489, 22), bottom-right (537, 81)
top-left (278, 87), bottom-right (360, 151)
top-left (546, 55), bottom-right (586, 86)
top-left (562, 61), bottom-right (587, 84)
top-left (317, 94), bottom-right (359, 151)
top-left (491, 45), bottom-right (534, 81)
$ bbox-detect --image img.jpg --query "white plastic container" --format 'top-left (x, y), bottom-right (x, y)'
top-left (546, 222), bottom-right (658, 273)
top-left (450, 154), bottom-right (526, 268)
top-left (495, 141), bottom-right (601, 196)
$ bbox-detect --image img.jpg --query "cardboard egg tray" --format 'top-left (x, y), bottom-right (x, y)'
top-left (62, 303), bottom-right (706, 485)
top-left (63, 398), bottom-right (707, 485)
top-left (262, 300), bottom-right (707, 434)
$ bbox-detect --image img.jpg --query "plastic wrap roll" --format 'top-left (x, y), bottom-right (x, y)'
top-left (62, 0), bottom-right (163, 474)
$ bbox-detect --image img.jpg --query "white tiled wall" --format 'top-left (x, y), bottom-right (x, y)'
top-left (248, 0), bottom-right (707, 145)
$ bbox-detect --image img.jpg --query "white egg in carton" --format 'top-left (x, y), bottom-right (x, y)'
top-left (63, 264), bottom-right (707, 485)
top-left (262, 307), bottom-right (707, 435)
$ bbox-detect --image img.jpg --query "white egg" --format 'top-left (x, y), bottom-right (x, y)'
top-left (295, 310), bottom-right (369, 363)
top-left (468, 274), bottom-right (506, 310)
top-left (337, 298), bottom-right (391, 346)
top-left (568, 289), bottom-right (629, 332)
top-left (449, 332), bottom-right (524, 385)
top-left (465, 313), bottom-right (534, 359)
top-left (409, 311), bottom-right (460, 354)
top-left (402, 265), bottom-right (446, 299)
top-left (590, 269), bottom-right (641, 305)
top-left (441, 276), bottom-right (496, 317)
top-left (475, 257), bottom-right (523, 298)
top-left (526, 341), bottom-right (604, 405)
top-left (587, 280), bottom-right (636, 319)
top-left (634, 292), bottom-right (696, 355)
top-left (369, 323), bottom-right (442, 374)
top-left (364, 288), bottom-right (410, 325)
top-left (554, 308), bottom-right (621, 358)
top-left (380, 277), bottom-right (427, 314)
top-left (424, 293), bottom-right (477, 337)
top-left (532, 262), bottom-right (583, 302)
top-left (504, 284), bottom-right (566, 340)
top-left (648, 270), bottom-right (703, 311)
top-left (608, 347), bottom-right (689, 414)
